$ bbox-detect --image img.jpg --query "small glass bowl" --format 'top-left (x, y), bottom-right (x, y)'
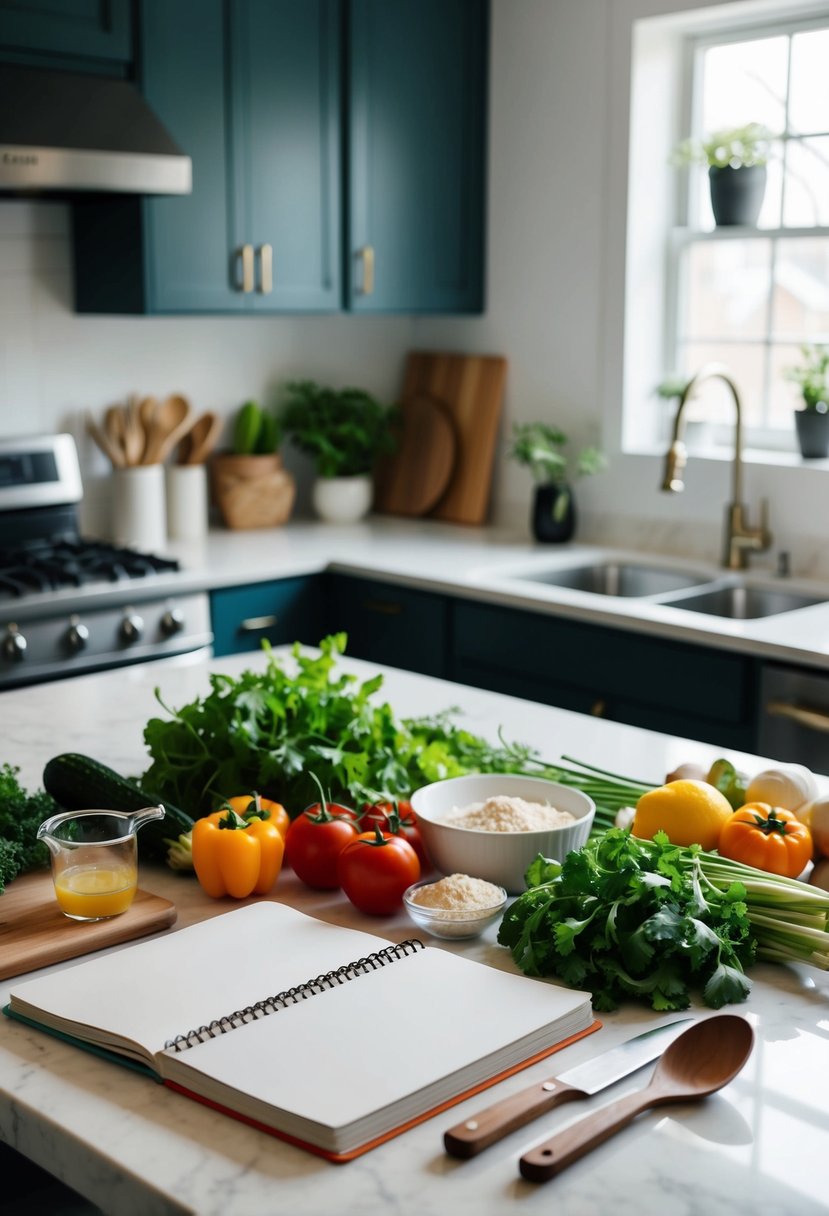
top-left (402, 878), bottom-right (507, 940)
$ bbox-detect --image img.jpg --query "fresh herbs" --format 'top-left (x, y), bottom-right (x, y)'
top-left (0, 763), bottom-right (54, 893)
top-left (499, 828), bottom-right (829, 1011)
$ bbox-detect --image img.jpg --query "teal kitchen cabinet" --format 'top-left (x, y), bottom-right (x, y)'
top-left (74, 0), bottom-right (341, 313)
top-left (326, 574), bottom-right (450, 678)
top-left (451, 600), bottom-right (760, 752)
top-left (0, 0), bottom-right (132, 65)
top-left (211, 576), bottom-right (325, 658)
top-left (346, 0), bottom-right (487, 313)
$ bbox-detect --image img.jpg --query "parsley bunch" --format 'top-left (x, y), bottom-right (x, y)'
top-left (0, 763), bottom-right (54, 893)
top-left (499, 829), bottom-right (756, 1012)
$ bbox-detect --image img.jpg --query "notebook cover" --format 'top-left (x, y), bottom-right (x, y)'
top-left (164, 1017), bottom-right (602, 1163)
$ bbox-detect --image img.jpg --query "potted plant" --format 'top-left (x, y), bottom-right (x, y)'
top-left (671, 122), bottom-right (772, 227)
top-left (507, 421), bottom-right (606, 543)
top-left (280, 380), bottom-right (398, 523)
top-left (784, 344), bottom-right (829, 459)
top-left (211, 400), bottom-right (296, 529)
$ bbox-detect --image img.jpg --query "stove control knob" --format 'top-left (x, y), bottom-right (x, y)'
top-left (1, 624), bottom-right (26, 663)
top-left (160, 607), bottom-right (185, 637)
top-left (66, 617), bottom-right (90, 653)
top-left (120, 612), bottom-right (144, 644)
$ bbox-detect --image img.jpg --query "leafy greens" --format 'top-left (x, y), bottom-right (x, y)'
top-left (0, 763), bottom-right (54, 893)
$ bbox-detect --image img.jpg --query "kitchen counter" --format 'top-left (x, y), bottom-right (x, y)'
top-left (1, 648), bottom-right (828, 1215)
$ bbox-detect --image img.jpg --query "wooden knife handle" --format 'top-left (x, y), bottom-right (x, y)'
top-left (519, 1087), bottom-right (655, 1182)
top-left (443, 1078), bottom-right (586, 1158)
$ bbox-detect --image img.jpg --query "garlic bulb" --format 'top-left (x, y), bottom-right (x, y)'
top-left (744, 765), bottom-right (818, 813)
top-left (614, 806), bottom-right (636, 831)
top-left (797, 794), bottom-right (829, 857)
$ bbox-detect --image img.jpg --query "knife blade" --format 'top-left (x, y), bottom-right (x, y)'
top-left (443, 1017), bottom-right (693, 1158)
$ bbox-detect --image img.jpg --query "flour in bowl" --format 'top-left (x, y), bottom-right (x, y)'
top-left (446, 795), bottom-right (576, 833)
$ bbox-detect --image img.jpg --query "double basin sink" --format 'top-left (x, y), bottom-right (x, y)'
top-left (507, 560), bottom-right (826, 620)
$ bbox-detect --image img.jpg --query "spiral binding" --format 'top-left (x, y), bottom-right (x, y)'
top-left (163, 938), bottom-right (425, 1053)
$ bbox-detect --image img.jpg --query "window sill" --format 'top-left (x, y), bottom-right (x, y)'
top-left (628, 442), bottom-right (829, 471)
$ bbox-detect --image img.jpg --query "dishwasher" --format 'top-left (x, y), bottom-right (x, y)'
top-left (758, 663), bottom-right (829, 774)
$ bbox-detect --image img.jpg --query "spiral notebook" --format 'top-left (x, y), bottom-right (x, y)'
top-left (5, 902), bottom-right (596, 1161)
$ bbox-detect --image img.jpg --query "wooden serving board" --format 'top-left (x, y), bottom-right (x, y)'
top-left (373, 393), bottom-right (457, 517)
top-left (400, 352), bottom-right (507, 525)
top-left (0, 871), bottom-right (177, 980)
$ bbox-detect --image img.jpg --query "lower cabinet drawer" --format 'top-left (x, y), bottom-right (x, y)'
top-left (211, 576), bottom-right (324, 657)
top-left (326, 574), bottom-right (449, 678)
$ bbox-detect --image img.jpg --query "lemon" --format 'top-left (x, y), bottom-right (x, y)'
top-left (632, 779), bottom-right (732, 850)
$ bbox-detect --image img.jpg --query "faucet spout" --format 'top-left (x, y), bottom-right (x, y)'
top-left (660, 362), bottom-right (772, 570)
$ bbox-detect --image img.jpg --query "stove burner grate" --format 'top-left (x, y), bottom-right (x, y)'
top-left (0, 536), bottom-right (179, 600)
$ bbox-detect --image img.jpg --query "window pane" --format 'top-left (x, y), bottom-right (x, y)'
top-left (771, 237), bottom-right (829, 338)
top-left (682, 240), bottom-right (772, 341)
top-left (674, 342), bottom-right (766, 428)
top-left (789, 30), bottom-right (829, 135)
top-left (783, 137), bottom-right (829, 226)
top-left (701, 37), bottom-right (787, 134)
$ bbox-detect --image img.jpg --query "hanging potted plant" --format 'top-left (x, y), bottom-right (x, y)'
top-left (211, 400), bottom-right (296, 529)
top-left (507, 422), bottom-right (606, 543)
top-left (672, 122), bottom-right (772, 227)
top-left (784, 344), bottom-right (829, 459)
top-left (280, 380), bottom-right (398, 523)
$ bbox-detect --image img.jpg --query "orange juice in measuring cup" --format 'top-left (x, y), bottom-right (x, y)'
top-left (37, 806), bottom-right (165, 921)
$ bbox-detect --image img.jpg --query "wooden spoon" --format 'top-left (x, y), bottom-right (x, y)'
top-left (142, 393), bottom-right (194, 465)
top-left (519, 1015), bottom-right (754, 1182)
top-left (104, 404), bottom-right (127, 464)
top-left (137, 396), bottom-right (159, 462)
top-left (179, 411), bottom-right (222, 465)
top-left (122, 395), bottom-right (145, 467)
top-left (86, 411), bottom-right (125, 468)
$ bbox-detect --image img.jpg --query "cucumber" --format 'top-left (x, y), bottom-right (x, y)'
top-left (42, 754), bottom-right (194, 863)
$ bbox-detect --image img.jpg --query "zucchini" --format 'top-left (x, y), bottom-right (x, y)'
top-left (42, 753), bottom-right (194, 863)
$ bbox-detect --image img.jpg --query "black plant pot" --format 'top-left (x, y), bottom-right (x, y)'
top-left (708, 165), bottom-right (766, 227)
top-left (795, 409), bottom-right (829, 459)
top-left (532, 483), bottom-right (575, 543)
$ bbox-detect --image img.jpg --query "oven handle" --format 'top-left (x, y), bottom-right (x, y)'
top-left (766, 699), bottom-right (829, 735)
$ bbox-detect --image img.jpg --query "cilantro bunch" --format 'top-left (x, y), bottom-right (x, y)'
top-left (498, 829), bottom-right (756, 1012)
top-left (0, 763), bottom-right (54, 893)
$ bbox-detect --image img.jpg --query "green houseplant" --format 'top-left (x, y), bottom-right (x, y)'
top-left (671, 122), bottom-right (772, 227)
top-left (212, 400), bottom-right (295, 529)
top-left (507, 421), bottom-right (605, 543)
top-left (785, 344), bottom-right (829, 459)
top-left (280, 380), bottom-right (398, 522)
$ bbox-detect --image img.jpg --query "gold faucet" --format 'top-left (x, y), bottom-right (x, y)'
top-left (661, 362), bottom-right (772, 570)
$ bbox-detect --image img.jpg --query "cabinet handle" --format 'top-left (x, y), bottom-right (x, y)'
top-left (356, 245), bottom-right (375, 295)
top-left (362, 599), bottom-right (402, 616)
top-left (258, 244), bottom-right (273, 295)
top-left (237, 244), bottom-right (254, 293)
top-left (238, 614), bottom-right (279, 633)
top-left (766, 699), bottom-right (829, 735)
top-left (590, 698), bottom-right (606, 718)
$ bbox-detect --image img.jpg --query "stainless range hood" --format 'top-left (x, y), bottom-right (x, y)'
top-left (0, 63), bottom-right (191, 195)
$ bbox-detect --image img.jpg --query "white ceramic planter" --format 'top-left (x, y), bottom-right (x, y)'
top-left (311, 475), bottom-right (373, 524)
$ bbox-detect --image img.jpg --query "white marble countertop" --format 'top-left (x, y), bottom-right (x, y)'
top-left (12, 516), bottom-right (829, 671)
top-left (1, 649), bottom-right (828, 1215)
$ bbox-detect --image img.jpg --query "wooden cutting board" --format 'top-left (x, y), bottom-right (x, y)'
top-left (373, 393), bottom-right (457, 517)
top-left (400, 352), bottom-right (507, 525)
top-left (0, 871), bottom-right (177, 980)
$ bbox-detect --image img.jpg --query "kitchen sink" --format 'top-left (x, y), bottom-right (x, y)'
top-left (511, 561), bottom-right (713, 598)
top-left (670, 585), bottom-right (827, 620)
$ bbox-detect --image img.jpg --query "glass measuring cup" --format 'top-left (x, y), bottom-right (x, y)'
top-left (37, 806), bottom-right (165, 921)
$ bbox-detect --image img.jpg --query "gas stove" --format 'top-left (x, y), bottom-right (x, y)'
top-left (0, 434), bottom-right (212, 689)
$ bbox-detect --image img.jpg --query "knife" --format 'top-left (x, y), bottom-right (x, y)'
top-left (443, 1017), bottom-right (693, 1158)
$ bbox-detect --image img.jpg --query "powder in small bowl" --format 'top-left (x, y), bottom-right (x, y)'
top-left (403, 875), bottom-right (507, 939)
top-left (446, 794), bottom-right (576, 833)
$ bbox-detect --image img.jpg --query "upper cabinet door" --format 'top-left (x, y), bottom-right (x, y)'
top-left (347, 0), bottom-right (487, 314)
top-left (229, 0), bottom-right (341, 312)
top-left (0, 0), bottom-right (132, 63)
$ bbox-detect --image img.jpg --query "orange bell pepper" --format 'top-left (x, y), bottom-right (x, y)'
top-left (191, 805), bottom-right (285, 899)
top-left (718, 801), bottom-right (813, 878)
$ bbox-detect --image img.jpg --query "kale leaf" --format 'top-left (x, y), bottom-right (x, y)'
top-left (0, 763), bottom-right (55, 893)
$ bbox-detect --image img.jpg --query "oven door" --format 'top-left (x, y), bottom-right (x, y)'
top-left (758, 663), bottom-right (829, 773)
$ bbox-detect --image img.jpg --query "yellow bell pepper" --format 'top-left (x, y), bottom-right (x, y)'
top-left (191, 805), bottom-right (285, 899)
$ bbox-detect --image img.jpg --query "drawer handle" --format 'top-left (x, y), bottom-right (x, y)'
top-left (237, 244), bottom-right (254, 293)
top-left (590, 698), bottom-right (606, 718)
top-left (766, 699), bottom-right (829, 735)
top-left (362, 599), bottom-right (402, 616)
top-left (238, 614), bottom-right (279, 633)
top-left (356, 245), bottom-right (375, 295)
top-left (258, 243), bottom-right (273, 294)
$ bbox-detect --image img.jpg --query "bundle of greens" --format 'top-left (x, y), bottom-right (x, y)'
top-left (0, 763), bottom-right (54, 893)
top-left (140, 634), bottom-right (655, 821)
top-left (499, 828), bottom-right (829, 1011)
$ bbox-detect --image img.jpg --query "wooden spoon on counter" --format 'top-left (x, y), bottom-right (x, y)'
top-left (519, 1015), bottom-right (754, 1182)
top-left (177, 411), bottom-right (222, 465)
top-left (142, 393), bottom-right (194, 465)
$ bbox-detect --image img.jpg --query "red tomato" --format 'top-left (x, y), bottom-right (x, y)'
top-left (360, 800), bottom-right (430, 870)
top-left (284, 801), bottom-right (359, 889)
top-left (337, 829), bottom-right (421, 916)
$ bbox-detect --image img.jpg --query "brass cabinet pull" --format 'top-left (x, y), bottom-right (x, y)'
top-left (258, 244), bottom-right (273, 294)
top-left (590, 698), bottom-right (606, 718)
top-left (238, 244), bottom-right (254, 293)
top-left (766, 699), bottom-right (829, 735)
top-left (238, 614), bottom-right (279, 633)
top-left (356, 245), bottom-right (374, 295)
top-left (362, 599), bottom-right (401, 616)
